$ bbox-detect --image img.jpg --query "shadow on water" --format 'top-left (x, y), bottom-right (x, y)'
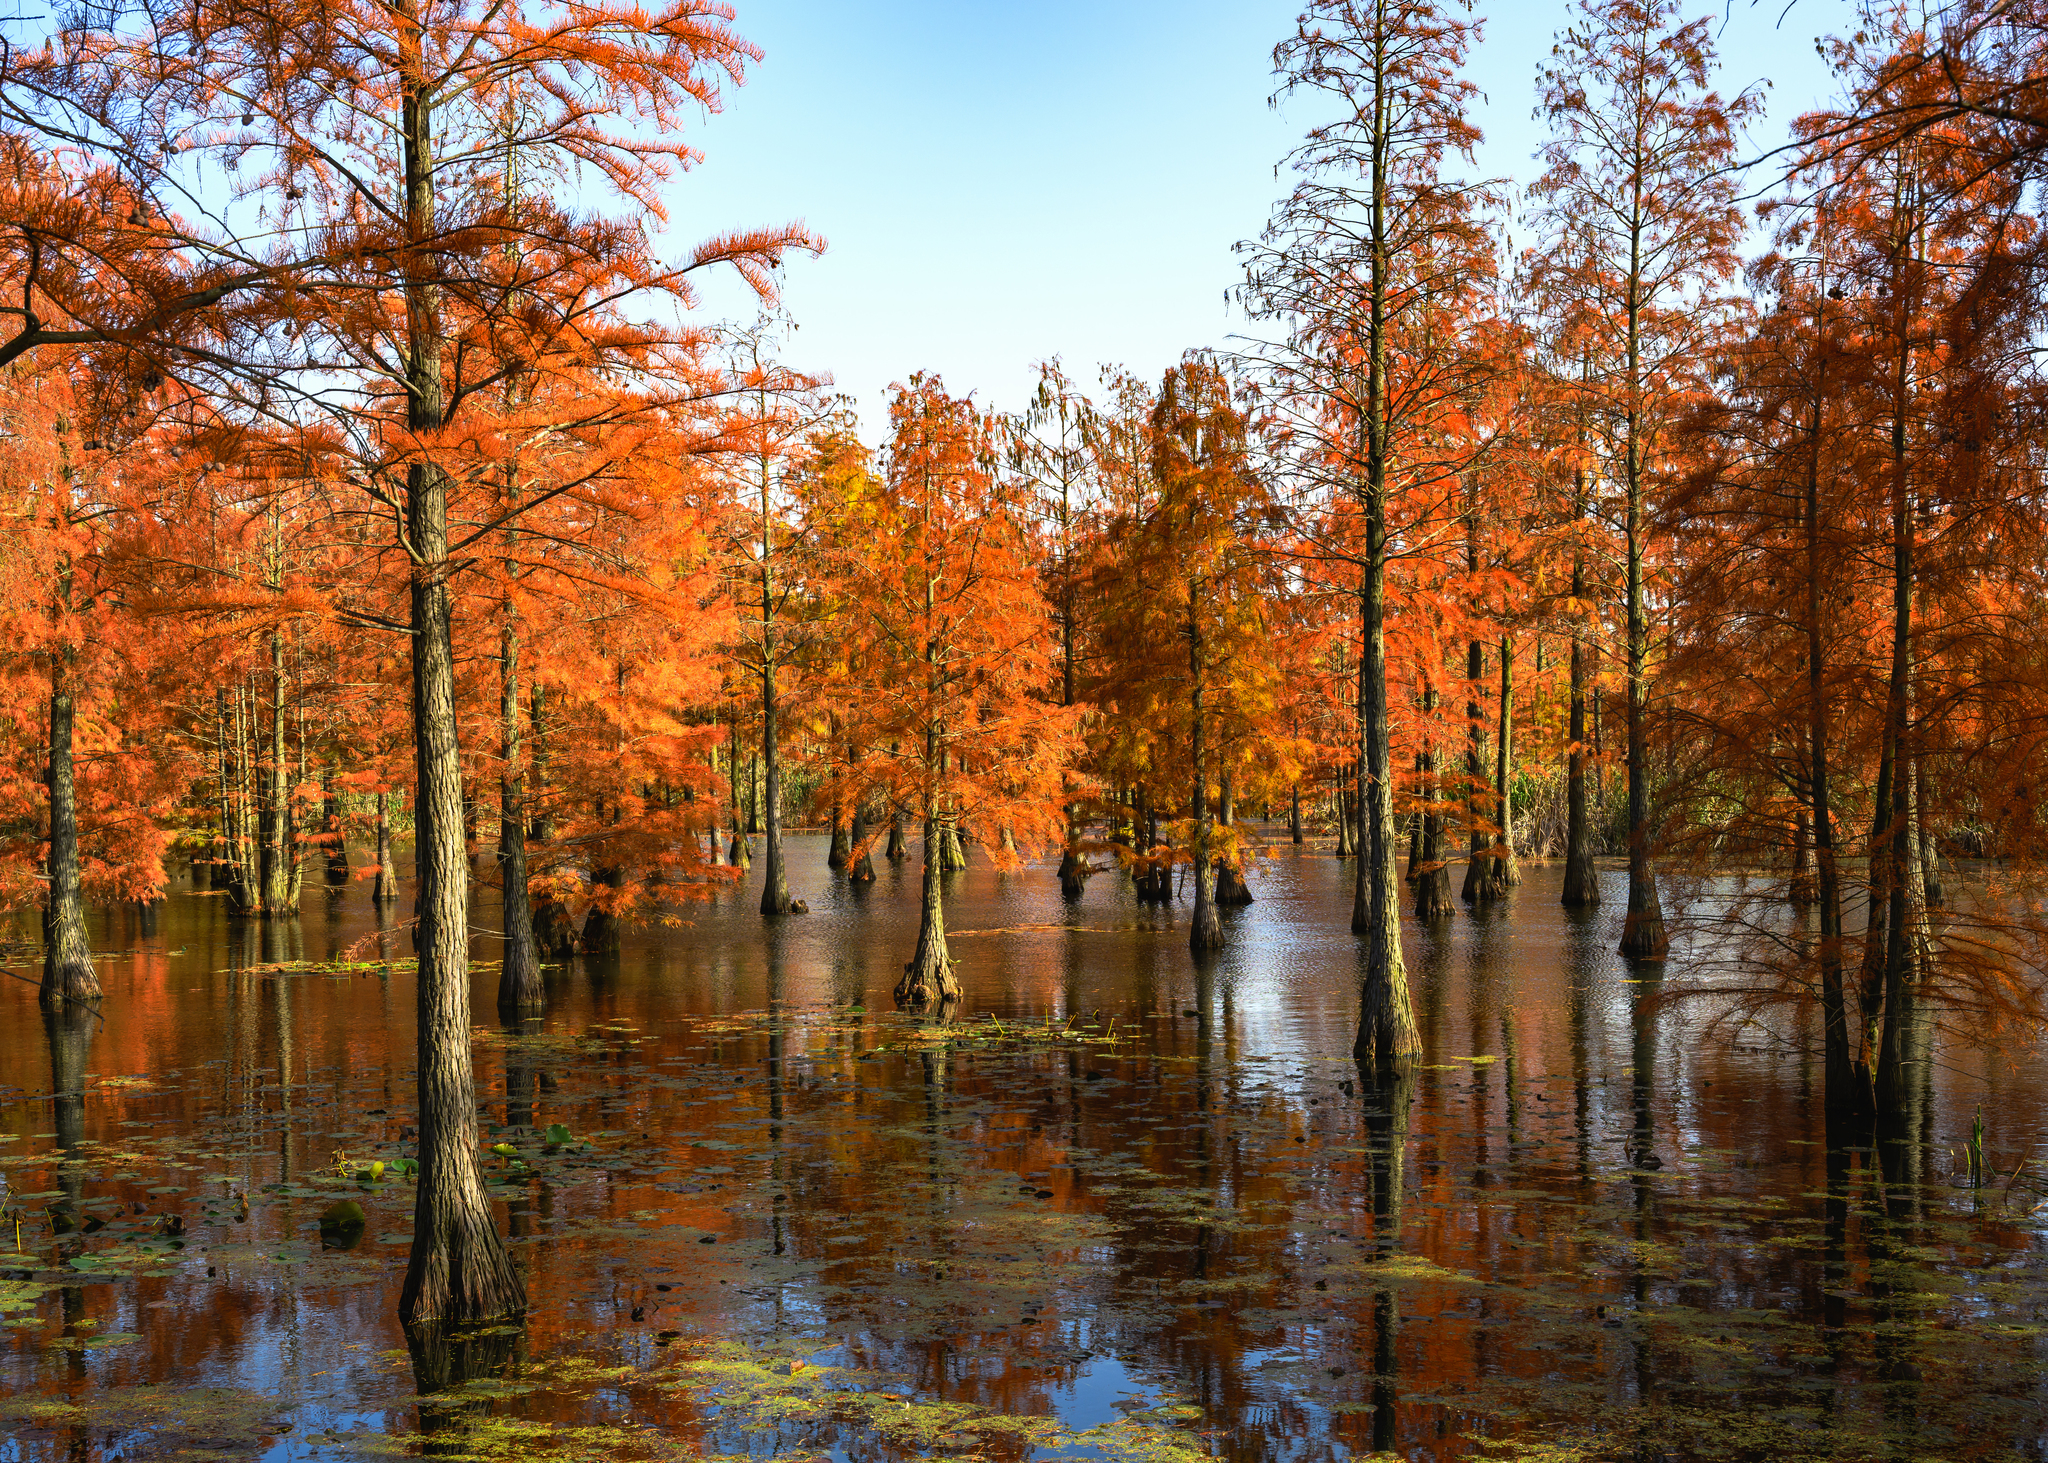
top-left (0, 837), bottom-right (2042, 1462)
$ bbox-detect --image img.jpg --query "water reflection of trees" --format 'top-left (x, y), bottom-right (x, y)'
top-left (45, 1005), bottom-right (95, 1393)
top-left (1359, 1061), bottom-right (1414, 1456)
top-left (6, 853), bottom-right (2043, 1462)
top-left (406, 1323), bottom-right (527, 1458)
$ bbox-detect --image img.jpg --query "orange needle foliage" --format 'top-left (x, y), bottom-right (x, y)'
top-left (6, 0), bottom-right (2048, 1318)
top-left (816, 376), bottom-right (1076, 1006)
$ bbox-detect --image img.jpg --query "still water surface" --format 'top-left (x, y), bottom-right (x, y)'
top-left (1, 837), bottom-right (2044, 1462)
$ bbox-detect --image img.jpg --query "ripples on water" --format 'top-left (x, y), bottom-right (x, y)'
top-left (0, 834), bottom-right (2043, 1462)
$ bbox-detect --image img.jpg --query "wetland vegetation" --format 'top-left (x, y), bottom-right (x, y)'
top-left (4, 0), bottom-right (2048, 1456)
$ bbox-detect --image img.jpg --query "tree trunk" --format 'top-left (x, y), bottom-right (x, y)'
top-left (725, 704), bottom-right (751, 868)
top-left (848, 799), bottom-right (875, 884)
top-left (400, 453), bottom-right (524, 1325)
top-left (259, 629), bottom-right (296, 915)
top-left (897, 807), bottom-right (960, 1005)
top-left (1057, 839), bottom-right (1087, 897)
top-left (41, 660), bottom-right (101, 1009)
top-left (1413, 687), bottom-right (1454, 919)
top-left (1917, 758), bottom-right (1943, 908)
top-left (374, 792), bottom-right (400, 904)
top-left (1809, 592), bottom-right (1856, 1111)
top-left (1460, 638), bottom-right (1493, 905)
top-left (827, 799), bottom-right (851, 871)
top-left (1131, 783), bottom-right (1167, 902)
top-left (232, 681), bottom-right (258, 912)
top-left (1857, 726), bottom-right (1895, 1077)
top-left (1592, 681), bottom-right (1606, 810)
top-left (1334, 768), bottom-right (1354, 856)
top-left (288, 686), bottom-right (307, 909)
top-left (1873, 332), bottom-right (1919, 1117)
top-left (1212, 763), bottom-right (1252, 904)
top-left (1876, 757), bottom-right (1929, 1118)
top-left (496, 618), bottom-right (542, 1017)
top-left (396, 39), bottom-right (524, 1326)
top-left (1617, 223), bottom-right (1667, 960)
top-left (827, 730), bottom-right (851, 868)
top-left (223, 685), bottom-right (241, 898)
top-left (1493, 634), bottom-right (1519, 889)
top-left (581, 803), bottom-right (625, 954)
top-left (1190, 600), bottom-right (1223, 955)
top-left (322, 769), bottom-right (350, 884)
top-left (1290, 782), bottom-right (1303, 845)
top-left (1790, 808), bottom-right (1817, 905)
top-left (525, 683), bottom-right (552, 843)
top-left (1404, 793), bottom-right (1422, 884)
top-left (211, 687), bottom-right (233, 891)
top-left (532, 893), bottom-right (577, 958)
top-left (1354, 491), bottom-right (1421, 1067)
top-left (758, 653), bottom-right (795, 913)
top-left (725, 721), bottom-right (751, 868)
top-left (1214, 858), bottom-right (1255, 907)
top-left (1563, 479), bottom-right (1600, 908)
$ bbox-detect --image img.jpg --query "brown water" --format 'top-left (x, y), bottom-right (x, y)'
top-left (1, 836), bottom-right (2044, 1462)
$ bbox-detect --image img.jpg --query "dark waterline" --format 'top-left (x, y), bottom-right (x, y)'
top-left (1, 835), bottom-right (2044, 1461)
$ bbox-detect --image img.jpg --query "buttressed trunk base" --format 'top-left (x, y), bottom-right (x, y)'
top-left (896, 816), bottom-right (962, 1005)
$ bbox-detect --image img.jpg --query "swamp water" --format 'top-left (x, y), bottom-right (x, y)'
top-left (0, 835), bottom-right (2043, 1463)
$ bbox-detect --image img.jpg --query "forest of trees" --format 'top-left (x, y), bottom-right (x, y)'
top-left (6, 0), bottom-right (2048, 1327)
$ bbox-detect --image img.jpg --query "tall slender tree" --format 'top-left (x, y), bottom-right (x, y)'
top-left (1244, 0), bottom-right (1501, 1066)
top-left (1010, 361), bottom-right (1100, 899)
top-left (1531, 0), bottom-right (1760, 959)
top-left (715, 323), bottom-right (827, 918)
top-left (821, 376), bottom-right (1074, 1005)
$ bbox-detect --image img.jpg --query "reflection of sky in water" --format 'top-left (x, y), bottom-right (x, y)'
top-left (1046, 1349), bottom-right (1145, 1434)
top-left (0, 831), bottom-right (2041, 1461)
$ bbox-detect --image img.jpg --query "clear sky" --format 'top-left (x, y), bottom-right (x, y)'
top-left (677, 0), bottom-right (1859, 432)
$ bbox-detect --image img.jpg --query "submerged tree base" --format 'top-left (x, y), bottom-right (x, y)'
top-left (533, 897), bottom-right (578, 957)
top-left (1560, 852), bottom-right (1599, 907)
top-left (1414, 869), bottom-right (1455, 920)
top-left (1213, 860), bottom-right (1254, 907)
top-left (398, 1183), bottom-right (528, 1327)
top-left (894, 957), bottom-right (961, 1006)
top-left (1620, 907), bottom-right (1670, 959)
top-left (496, 956), bottom-right (545, 1018)
top-left (579, 909), bottom-right (621, 956)
top-left (39, 955), bottom-right (102, 1011)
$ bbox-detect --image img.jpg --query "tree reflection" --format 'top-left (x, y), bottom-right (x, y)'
top-left (406, 1322), bottom-right (527, 1458)
top-left (1626, 959), bottom-right (1663, 1420)
top-left (1354, 1055), bottom-right (1414, 1456)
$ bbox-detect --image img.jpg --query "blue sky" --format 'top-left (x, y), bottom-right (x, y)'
top-left (677, 0), bottom-right (1856, 431)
